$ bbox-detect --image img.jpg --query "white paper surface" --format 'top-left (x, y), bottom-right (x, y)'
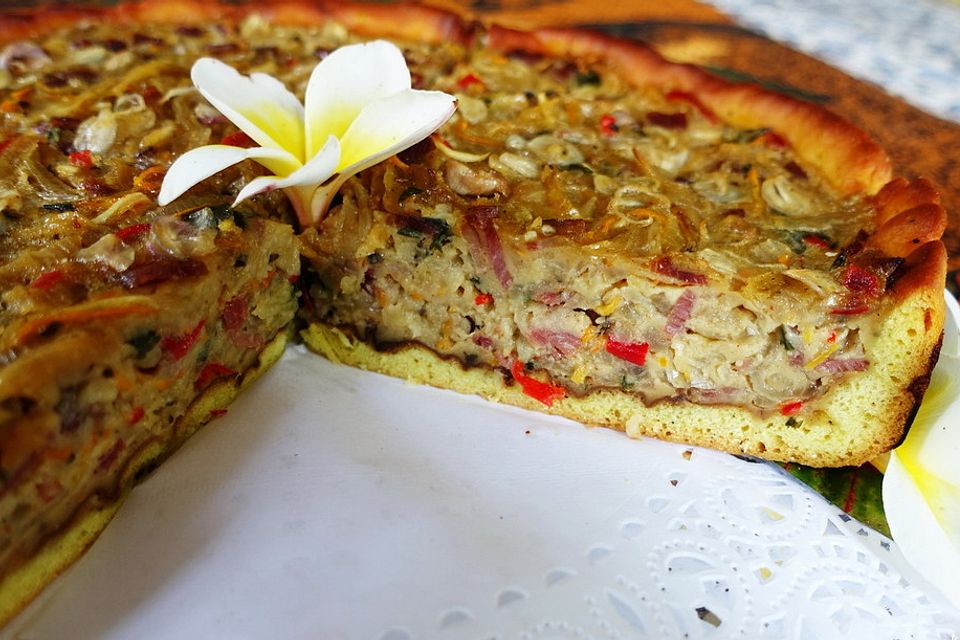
top-left (6, 341), bottom-right (960, 639)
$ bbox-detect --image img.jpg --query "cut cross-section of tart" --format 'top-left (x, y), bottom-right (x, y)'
top-left (0, 6), bottom-right (304, 619)
top-left (299, 20), bottom-right (947, 469)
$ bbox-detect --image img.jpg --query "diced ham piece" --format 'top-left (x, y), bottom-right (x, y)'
top-left (118, 257), bottom-right (207, 288)
top-left (666, 89), bottom-right (719, 123)
top-left (646, 112), bottom-right (688, 129)
top-left (816, 358), bottom-right (869, 373)
top-left (463, 206), bottom-right (513, 289)
top-left (222, 296), bottom-right (248, 331)
top-left (473, 335), bottom-right (494, 350)
top-left (685, 387), bottom-right (741, 405)
top-left (532, 290), bottom-right (569, 307)
top-left (652, 256), bottom-right (707, 286)
top-left (665, 290), bottom-right (696, 337)
top-left (530, 328), bottom-right (580, 357)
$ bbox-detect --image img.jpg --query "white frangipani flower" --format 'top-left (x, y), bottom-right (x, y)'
top-left (881, 291), bottom-right (960, 606)
top-left (158, 40), bottom-right (456, 227)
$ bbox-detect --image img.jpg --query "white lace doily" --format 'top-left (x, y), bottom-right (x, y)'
top-left (6, 342), bottom-right (960, 639)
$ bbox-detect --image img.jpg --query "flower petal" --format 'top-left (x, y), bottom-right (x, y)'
top-left (191, 58), bottom-right (305, 158)
top-left (158, 144), bottom-right (299, 206)
top-left (303, 40), bottom-right (412, 157)
top-left (233, 135), bottom-right (341, 205)
top-left (883, 291), bottom-right (960, 606)
top-left (337, 89), bottom-right (456, 174)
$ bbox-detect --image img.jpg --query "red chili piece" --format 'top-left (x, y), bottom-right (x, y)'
top-left (599, 113), bottom-right (618, 136)
top-left (69, 150), bottom-right (94, 168)
top-left (220, 130), bottom-right (256, 147)
top-left (115, 222), bottom-right (151, 243)
top-left (605, 338), bottom-right (650, 367)
top-left (129, 406), bottom-right (145, 425)
top-left (803, 234), bottom-right (832, 250)
top-left (457, 73), bottom-right (484, 90)
top-left (510, 361), bottom-right (567, 407)
top-left (209, 409), bottom-right (229, 418)
top-left (195, 363), bottom-right (238, 391)
top-left (843, 466), bottom-right (861, 514)
top-left (30, 269), bottom-right (65, 291)
top-left (161, 319), bottom-right (205, 361)
top-left (779, 401), bottom-right (803, 416)
top-left (474, 293), bottom-right (493, 306)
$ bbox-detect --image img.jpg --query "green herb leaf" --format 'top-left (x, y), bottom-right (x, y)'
top-left (127, 329), bottom-right (160, 359)
top-left (781, 230), bottom-right (808, 255)
top-left (575, 69), bottom-right (601, 86)
top-left (397, 227), bottom-right (423, 239)
top-left (186, 204), bottom-right (239, 229)
top-left (399, 186), bottom-right (424, 202)
top-left (779, 325), bottom-right (795, 351)
top-left (41, 202), bottom-right (75, 212)
top-left (733, 128), bottom-right (771, 144)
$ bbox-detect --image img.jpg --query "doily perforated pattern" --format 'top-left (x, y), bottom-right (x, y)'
top-left (4, 347), bottom-right (959, 639)
top-left (379, 448), bottom-right (960, 639)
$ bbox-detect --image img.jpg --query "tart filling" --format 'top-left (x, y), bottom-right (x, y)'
top-left (301, 42), bottom-right (899, 415)
top-left (0, 18), bottom-right (308, 584)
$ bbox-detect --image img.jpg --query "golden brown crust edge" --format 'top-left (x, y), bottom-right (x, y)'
top-left (0, 0), bottom-right (471, 47)
top-left (0, 332), bottom-right (290, 630)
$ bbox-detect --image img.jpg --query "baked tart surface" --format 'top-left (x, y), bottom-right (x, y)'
top-left (0, 0), bottom-right (947, 626)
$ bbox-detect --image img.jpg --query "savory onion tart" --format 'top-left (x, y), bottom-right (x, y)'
top-left (300, 15), bottom-right (947, 468)
top-left (0, 0), bottom-right (947, 625)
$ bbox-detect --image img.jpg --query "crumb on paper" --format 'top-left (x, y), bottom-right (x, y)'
top-left (696, 606), bottom-right (722, 627)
